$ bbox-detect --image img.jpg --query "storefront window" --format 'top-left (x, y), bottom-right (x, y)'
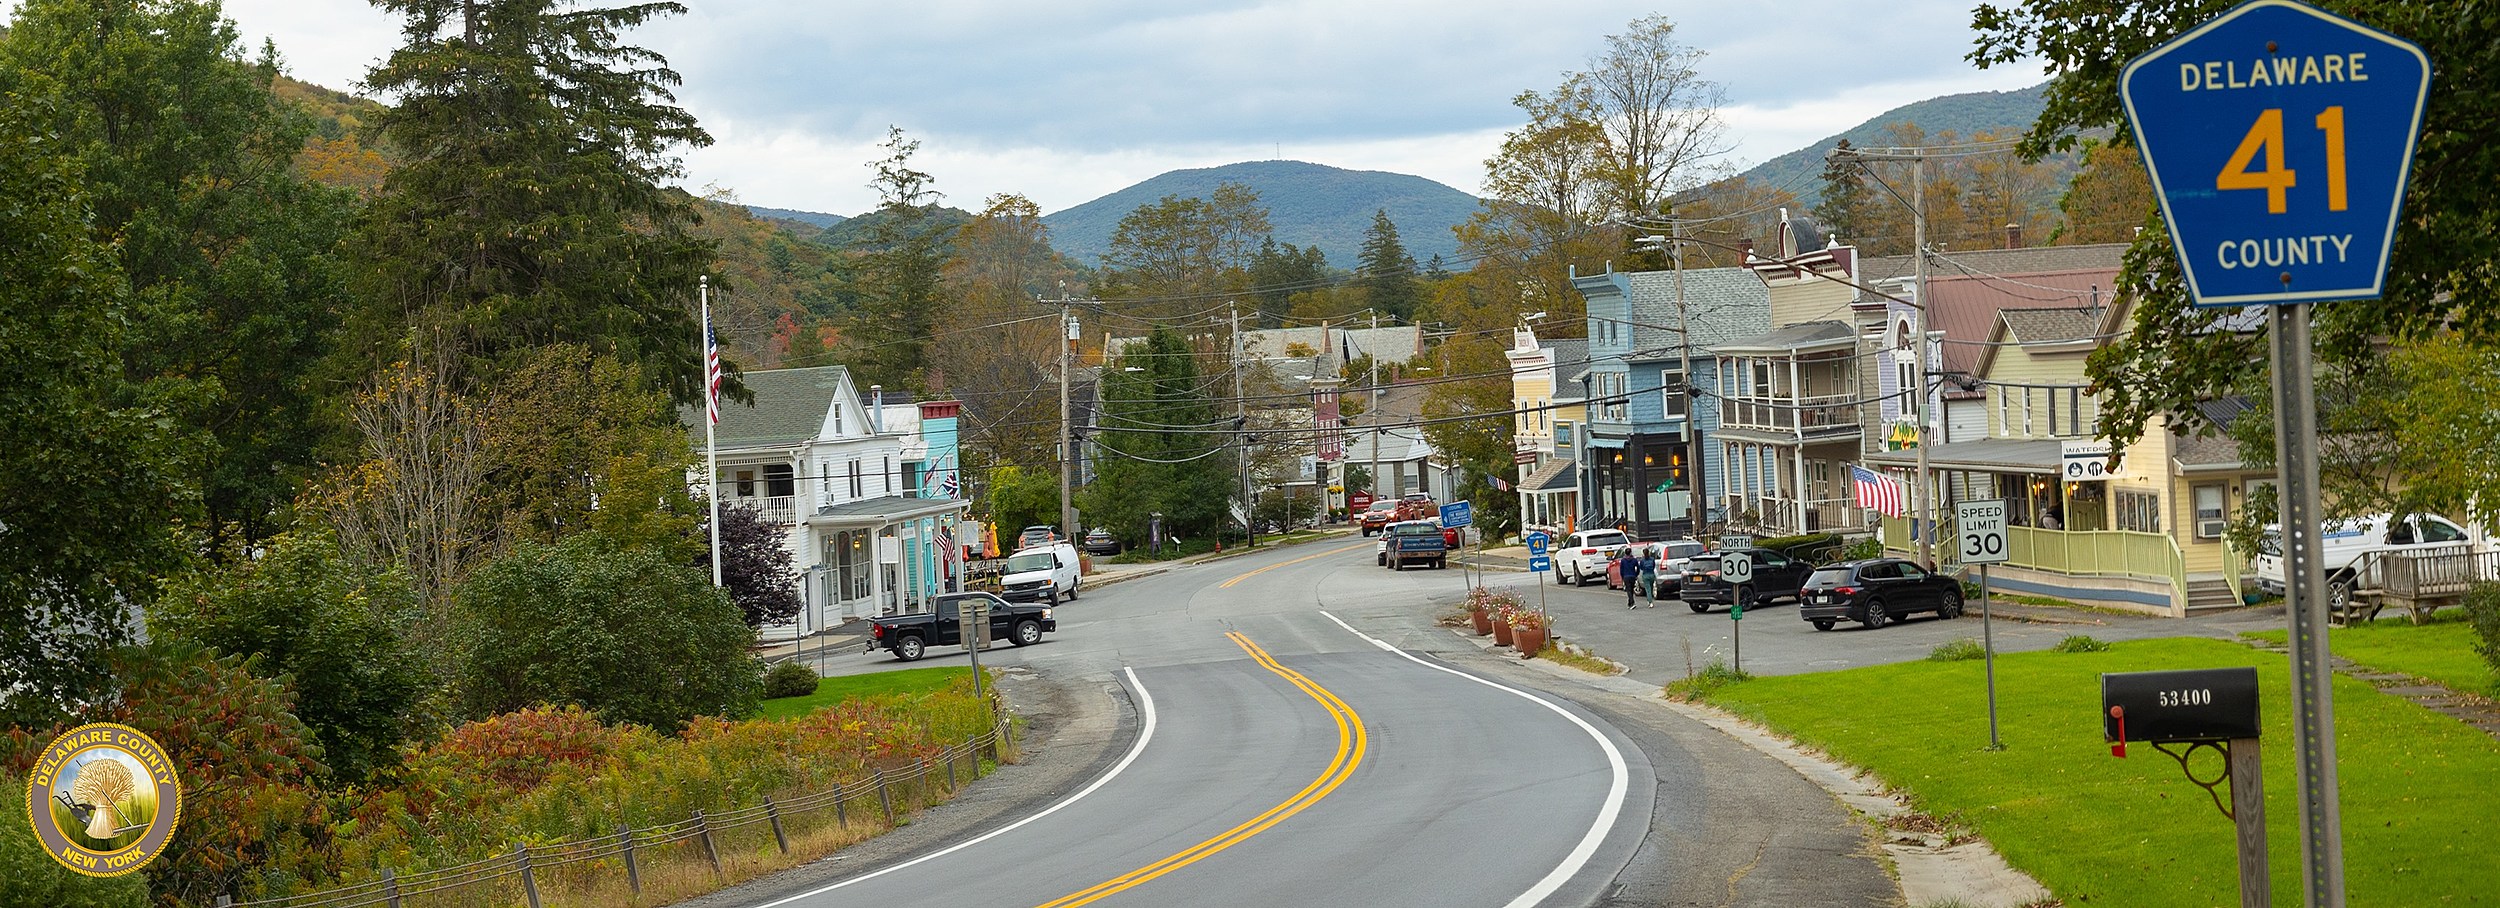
top-left (2116, 490), bottom-right (2162, 534)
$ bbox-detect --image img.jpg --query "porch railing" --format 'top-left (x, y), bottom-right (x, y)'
top-left (1718, 393), bottom-right (1861, 435)
top-left (755, 496), bottom-right (797, 526)
top-left (1883, 517), bottom-right (2191, 604)
top-left (1730, 495), bottom-right (1866, 534)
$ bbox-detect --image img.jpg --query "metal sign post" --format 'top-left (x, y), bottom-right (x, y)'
top-left (2121, 5), bottom-right (2429, 902)
top-left (1721, 551), bottom-right (1753, 673)
top-left (1526, 531), bottom-right (1551, 620)
top-left (1958, 498), bottom-right (2010, 750)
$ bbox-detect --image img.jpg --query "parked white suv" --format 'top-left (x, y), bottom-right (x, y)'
top-left (2252, 512), bottom-right (2485, 609)
top-left (1554, 529), bottom-right (1630, 586)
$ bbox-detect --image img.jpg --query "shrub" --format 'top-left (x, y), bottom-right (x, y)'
top-left (2054, 634), bottom-right (2114, 653)
top-left (1664, 659), bottom-right (1753, 701)
top-left (152, 527), bottom-right (431, 781)
top-left (1928, 638), bottom-right (1987, 661)
top-left (1, 774), bottom-right (149, 908)
top-left (764, 661), bottom-right (821, 699)
top-left (2466, 582), bottom-right (2500, 677)
top-left (454, 533), bottom-right (763, 730)
top-left (1840, 536), bottom-right (1884, 561)
top-left (1754, 532), bottom-right (1843, 561)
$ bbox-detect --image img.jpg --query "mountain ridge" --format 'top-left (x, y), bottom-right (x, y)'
top-left (1038, 160), bottom-right (1480, 271)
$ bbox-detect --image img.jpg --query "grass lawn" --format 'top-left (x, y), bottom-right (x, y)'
top-left (2244, 612), bottom-right (2496, 696)
top-left (1693, 637), bottom-right (2499, 907)
top-left (758, 666), bottom-right (978, 720)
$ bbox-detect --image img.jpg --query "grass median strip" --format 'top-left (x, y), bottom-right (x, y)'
top-left (1682, 637), bottom-right (2499, 907)
top-left (760, 667), bottom-right (972, 719)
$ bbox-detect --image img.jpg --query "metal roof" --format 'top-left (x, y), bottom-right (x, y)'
top-left (1520, 457), bottom-right (1577, 492)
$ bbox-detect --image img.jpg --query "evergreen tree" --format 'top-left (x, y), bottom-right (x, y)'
top-left (1247, 236), bottom-right (1328, 328)
top-left (1357, 209), bottom-right (1420, 320)
top-left (843, 126), bottom-right (950, 390)
top-left (1816, 139), bottom-right (1877, 250)
top-left (348, 0), bottom-right (718, 403)
top-left (1081, 327), bottom-right (1234, 540)
top-left (0, 0), bottom-right (357, 551)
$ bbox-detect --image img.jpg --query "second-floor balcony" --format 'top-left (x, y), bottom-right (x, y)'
top-left (1719, 393), bottom-right (1861, 437)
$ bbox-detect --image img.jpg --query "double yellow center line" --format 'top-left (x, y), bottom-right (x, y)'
top-left (1033, 633), bottom-right (1367, 907)
top-left (1216, 542), bottom-right (1373, 589)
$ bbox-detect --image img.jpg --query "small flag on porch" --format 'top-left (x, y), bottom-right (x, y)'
top-left (1850, 464), bottom-right (1907, 518)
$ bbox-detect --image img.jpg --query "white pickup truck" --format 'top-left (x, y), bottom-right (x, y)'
top-left (2252, 512), bottom-right (2490, 611)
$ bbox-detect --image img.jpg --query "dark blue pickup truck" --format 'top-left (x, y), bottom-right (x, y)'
top-left (1383, 520), bottom-right (1449, 571)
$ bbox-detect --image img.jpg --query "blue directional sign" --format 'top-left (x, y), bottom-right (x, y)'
top-left (1525, 531), bottom-right (1550, 555)
top-left (2120, 0), bottom-right (2429, 307)
top-left (1439, 500), bottom-right (1473, 529)
top-left (1528, 554), bottom-right (1552, 573)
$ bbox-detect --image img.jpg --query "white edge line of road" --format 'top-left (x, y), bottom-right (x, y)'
top-left (1319, 609), bottom-right (1630, 908)
top-left (747, 666), bottom-right (1161, 908)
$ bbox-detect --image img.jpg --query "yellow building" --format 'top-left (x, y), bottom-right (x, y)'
top-left (1506, 327), bottom-right (1587, 534)
top-left (1868, 301), bottom-right (2269, 615)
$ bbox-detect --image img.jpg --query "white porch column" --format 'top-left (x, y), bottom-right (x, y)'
top-left (1794, 447), bottom-right (1810, 532)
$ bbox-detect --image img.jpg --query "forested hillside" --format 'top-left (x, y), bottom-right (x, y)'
top-left (1042, 160), bottom-right (1478, 269)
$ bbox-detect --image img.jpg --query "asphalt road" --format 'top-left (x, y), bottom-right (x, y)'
top-left (729, 540), bottom-right (1897, 907)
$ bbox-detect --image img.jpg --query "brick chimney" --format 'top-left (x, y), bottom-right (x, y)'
top-left (1738, 237), bottom-right (1756, 259)
top-left (2004, 222), bottom-right (2024, 249)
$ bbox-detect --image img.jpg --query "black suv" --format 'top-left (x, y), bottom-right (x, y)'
top-left (1676, 548), bottom-right (1814, 613)
top-left (1797, 558), bottom-right (1965, 630)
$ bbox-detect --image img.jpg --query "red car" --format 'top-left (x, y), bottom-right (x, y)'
top-left (1359, 506), bottom-right (1397, 536)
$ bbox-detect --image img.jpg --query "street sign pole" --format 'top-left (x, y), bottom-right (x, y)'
top-left (1982, 563), bottom-right (1999, 750)
top-left (2272, 302), bottom-right (2343, 901)
top-left (2120, 5), bottom-right (2432, 901)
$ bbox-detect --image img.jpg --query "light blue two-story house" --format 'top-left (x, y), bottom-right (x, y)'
top-left (1570, 264), bottom-right (1771, 539)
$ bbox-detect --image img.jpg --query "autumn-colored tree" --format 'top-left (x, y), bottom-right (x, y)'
top-left (2055, 140), bottom-right (2154, 245)
top-left (1669, 175), bottom-right (1803, 267)
top-left (313, 341), bottom-right (490, 643)
top-left (478, 344), bottom-right (701, 556)
top-left (933, 193), bottom-right (1068, 467)
top-left (1579, 14), bottom-right (1731, 220)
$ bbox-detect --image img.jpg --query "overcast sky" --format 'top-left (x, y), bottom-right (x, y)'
top-left (12, 0), bottom-right (2046, 215)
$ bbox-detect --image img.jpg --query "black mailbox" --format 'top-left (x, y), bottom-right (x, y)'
top-left (2101, 667), bottom-right (2261, 744)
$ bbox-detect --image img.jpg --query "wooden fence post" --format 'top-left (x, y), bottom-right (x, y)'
top-left (617, 824), bottom-right (641, 894)
top-left (383, 867), bottom-right (403, 908)
top-left (515, 843), bottom-right (541, 908)
top-left (875, 769), bottom-right (895, 825)
top-left (694, 809), bottom-right (723, 878)
top-left (764, 795), bottom-right (789, 854)
top-left (944, 744), bottom-right (959, 790)
top-left (834, 780), bottom-right (848, 828)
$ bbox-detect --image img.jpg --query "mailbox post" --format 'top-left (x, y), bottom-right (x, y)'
top-left (2103, 667), bottom-right (2267, 907)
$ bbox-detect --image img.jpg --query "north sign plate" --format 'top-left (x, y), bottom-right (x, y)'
top-left (2119, 0), bottom-right (2429, 307)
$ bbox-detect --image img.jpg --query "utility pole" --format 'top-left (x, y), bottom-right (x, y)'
top-left (1232, 302), bottom-right (1255, 547)
top-left (1058, 295), bottom-right (1078, 541)
top-left (1910, 155), bottom-right (1936, 571)
top-left (1671, 219), bottom-right (1707, 538)
top-left (1369, 311), bottom-right (1383, 500)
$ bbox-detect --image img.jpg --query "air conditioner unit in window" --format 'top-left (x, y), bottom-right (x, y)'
top-left (2198, 519), bottom-right (2227, 539)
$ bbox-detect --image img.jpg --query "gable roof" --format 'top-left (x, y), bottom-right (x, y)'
top-left (1923, 267), bottom-right (2122, 379)
top-left (1999, 307), bottom-right (2103, 344)
top-left (1624, 267), bottom-right (1772, 353)
top-left (684, 365), bottom-right (856, 448)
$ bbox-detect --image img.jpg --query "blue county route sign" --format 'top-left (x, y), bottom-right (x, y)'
top-left (1525, 532), bottom-right (1549, 555)
top-left (2119, 0), bottom-right (2429, 307)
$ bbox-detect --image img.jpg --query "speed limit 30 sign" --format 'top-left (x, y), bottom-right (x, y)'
top-left (1957, 499), bottom-right (2010, 565)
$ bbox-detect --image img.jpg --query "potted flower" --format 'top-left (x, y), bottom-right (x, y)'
top-left (1509, 609), bottom-right (1551, 658)
top-left (1464, 589), bottom-right (1497, 636)
top-left (1489, 601), bottom-right (1517, 647)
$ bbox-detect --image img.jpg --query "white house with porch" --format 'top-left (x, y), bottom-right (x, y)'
top-left (691, 366), bottom-right (971, 629)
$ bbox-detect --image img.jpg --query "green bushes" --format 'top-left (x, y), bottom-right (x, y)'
top-left (2053, 634), bottom-right (2114, 653)
top-left (1664, 659), bottom-right (1753, 701)
top-left (1928, 638), bottom-right (1987, 661)
top-left (2466, 582), bottom-right (2500, 678)
top-left (455, 533), bottom-right (762, 730)
top-left (0, 780), bottom-right (148, 908)
top-left (765, 661), bottom-right (821, 699)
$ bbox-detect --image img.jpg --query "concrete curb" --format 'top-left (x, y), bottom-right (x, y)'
top-left (1447, 626), bottom-right (2054, 908)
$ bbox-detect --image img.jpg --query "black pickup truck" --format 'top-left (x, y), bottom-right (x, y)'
top-left (867, 592), bottom-right (1057, 661)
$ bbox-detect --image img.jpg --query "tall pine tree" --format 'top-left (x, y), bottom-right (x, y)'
top-left (1816, 138), bottom-right (1878, 250)
top-left (1081, 327), bottom-right (1234, 539)
top-left (348, 0), bottom-right (718, 404)
top-left (843, 126), bottom-right (950, 390)
top-left (1356, 209), bottom-right (1420, 320)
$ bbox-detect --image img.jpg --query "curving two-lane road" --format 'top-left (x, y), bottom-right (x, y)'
top-left (731, 539), bottom-right (1888, 907)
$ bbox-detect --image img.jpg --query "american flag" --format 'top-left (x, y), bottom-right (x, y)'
top-left (703, 321), bottom-right (723, 425)
top-left (1851, 464), bottom-right (1907, 518)
top-left (941, 469), bottom-right (959, 498)
top-left (1490, 474), bottom-right (1511, 492)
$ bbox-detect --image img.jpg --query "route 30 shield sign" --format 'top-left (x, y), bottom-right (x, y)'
top-left (2119, 0), bottom-right (2429, 307)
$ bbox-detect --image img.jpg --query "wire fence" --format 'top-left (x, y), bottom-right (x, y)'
top-left (216, 722), bottom-right (1020, 908)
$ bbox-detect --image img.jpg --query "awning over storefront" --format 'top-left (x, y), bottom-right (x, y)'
top-left (1863, 438), bottom-right (2063, 474)
top-left (1521, 457), bottom-right (1577, 493)
top-left (804, 494), bottom-right (969, 527)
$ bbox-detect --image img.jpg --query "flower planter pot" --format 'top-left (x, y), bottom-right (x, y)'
top-left (1490, 620), bottom-right (1515, 647)
top-left (1468, 608), bottom-right (1494, 636)
top-left (1512, 624), bottom-right (1547, 657)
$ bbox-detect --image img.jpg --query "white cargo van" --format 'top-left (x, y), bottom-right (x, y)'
top-left (999, 542), bottom-right (1081, 605)
top-left (2251, 512), bottom-right (2485, 609)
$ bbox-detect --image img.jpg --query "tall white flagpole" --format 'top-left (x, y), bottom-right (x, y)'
top-left (703, 275), bottom-right (724, 588)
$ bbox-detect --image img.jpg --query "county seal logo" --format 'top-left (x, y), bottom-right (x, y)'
top-left (25, 723), bottom-right (182, 877)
